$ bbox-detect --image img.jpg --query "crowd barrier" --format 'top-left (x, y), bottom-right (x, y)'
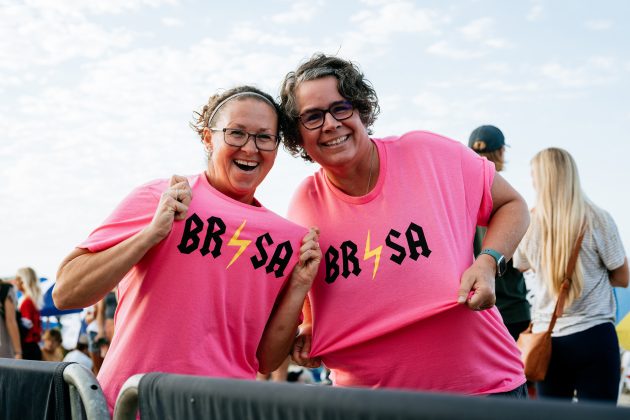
top-left (113, 372), bottom-right (630, 420)
top-left (0, 359), bottom-right (109, 420)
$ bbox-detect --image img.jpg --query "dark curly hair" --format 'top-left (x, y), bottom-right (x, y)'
top-left (279, 54), bottom-right (380, 162)
top-left (190, 85), bottom-right (285, 146)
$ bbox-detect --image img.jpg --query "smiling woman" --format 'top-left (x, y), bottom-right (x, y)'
top-left (52, 86), bottom-right (322, 413)
top-left (279, 53), bottom-right (530, 398)
top-left (191, 90), bottom-right (281, 205)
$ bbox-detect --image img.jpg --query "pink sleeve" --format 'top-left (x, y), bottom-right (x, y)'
top-left (78, 180), bottom-right (164, 252)
top-left (460, 146), bottom-right (495, 227)
top-left (286, 177), bottom-right (314, 227)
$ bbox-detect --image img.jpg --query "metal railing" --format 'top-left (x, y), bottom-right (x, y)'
top-left (112, 372), bottom-right (630, 420)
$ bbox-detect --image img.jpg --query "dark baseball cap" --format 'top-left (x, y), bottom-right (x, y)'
top-left (468, 125), bottom-right (508, 152)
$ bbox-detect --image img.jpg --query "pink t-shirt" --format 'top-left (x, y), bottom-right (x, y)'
top-left (80, 173), bottom-right (306, 410)
top-left (288, 131), bottom-right (525, 394)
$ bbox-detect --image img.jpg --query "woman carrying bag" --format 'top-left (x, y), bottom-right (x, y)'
top-left (514, 147), bottom-right (628, 403)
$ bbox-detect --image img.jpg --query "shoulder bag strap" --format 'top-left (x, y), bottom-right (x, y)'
top-left (547, 227), bottom-right (586, 333)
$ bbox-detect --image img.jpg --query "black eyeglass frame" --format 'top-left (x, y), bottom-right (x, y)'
top-left (297, 100), bottom-right (354, 130)
top-left (209, 127), bottom-right (280, 151)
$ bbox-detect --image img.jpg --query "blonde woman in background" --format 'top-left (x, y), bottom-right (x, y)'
top-left (15, 267), bottom-right (42, 360)
top-left (514, 147), bottom-right (629, 403)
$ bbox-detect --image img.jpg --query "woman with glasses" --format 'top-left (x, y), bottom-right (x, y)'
top-left (280, 54), bottom-right (530, 397)
top-left (53, 85), bottom-right (321, 412)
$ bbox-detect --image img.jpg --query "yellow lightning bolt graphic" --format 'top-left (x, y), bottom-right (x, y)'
top-left (227, 220), bottom-right (251, 269)
top-left (363, 230), bottom-right (382, 280)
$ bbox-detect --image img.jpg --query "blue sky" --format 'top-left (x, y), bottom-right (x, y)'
top-left (1, 0), bottom-right (629, 281)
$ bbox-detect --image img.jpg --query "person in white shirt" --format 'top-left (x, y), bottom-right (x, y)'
top-left (63, 334), bottom-right (93, 370)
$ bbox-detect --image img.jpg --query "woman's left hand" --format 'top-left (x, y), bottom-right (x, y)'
top-left (457, 255), bottom-right (496, 311)
top-left (291, 227), bottom-right (322, 289)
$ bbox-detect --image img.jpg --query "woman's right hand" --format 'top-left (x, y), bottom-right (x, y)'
top-left (144, 175), bottom-right (192, 245)
top-left (291, 324), bottom-right (321, 368)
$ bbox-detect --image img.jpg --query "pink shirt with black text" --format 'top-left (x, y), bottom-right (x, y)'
top-left (80, 173), bottom-right (306, 411)
top-left (288, 131), bottom-right (525, 394)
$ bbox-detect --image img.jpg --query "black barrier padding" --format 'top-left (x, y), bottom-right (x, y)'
top-left (0, 359), bottom-right (73, 420)
top-left (137, 373), bottom-right (630, 420)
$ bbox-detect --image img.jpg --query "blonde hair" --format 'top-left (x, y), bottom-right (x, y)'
top-left (16, 266), bottom-right (42, 309)
top-left (528, 148), bottom-right (589, 306)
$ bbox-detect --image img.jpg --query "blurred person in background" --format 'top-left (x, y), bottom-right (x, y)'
top-left (95, 289), bottom-right (117, 359)
top-left (0, 279), bottom-right (23, 359)
top-left (514, 147), bottom-right (629, 403)
top-left (63, 334), bottom-right (93, 370)
top-left (82, 304), bottom-right (103, 374)
top-left (468, 125), bottom-right (531, 341)
top-left (15, 267), bottom-right (42, 360)
top-left (41, 328), bottom-right (65, 362)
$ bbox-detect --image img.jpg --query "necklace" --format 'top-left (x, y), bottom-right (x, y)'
top-left (366, 142), bottom-right (375, 195)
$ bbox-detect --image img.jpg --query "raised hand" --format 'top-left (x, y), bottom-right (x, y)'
top-left (145, 175), bottom-right (192, 245)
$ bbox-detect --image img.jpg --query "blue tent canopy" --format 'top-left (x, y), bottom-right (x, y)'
top-left (40, 284), bottom-right (82, 317)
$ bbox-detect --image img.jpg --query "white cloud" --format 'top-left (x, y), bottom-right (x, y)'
top-left (359, 0), bottom-right (390, 5)
top-left (588, 56), bottom-right (615, 70)
top-left (425, 80), bottom-right (456, 89)
top-left (229, 26), bottom-right (308, 48)
top-left (270, 0), bottom-right (321, 23)
top-left (585, 19), bottom-right (613, 31)
top-left (426, 40), bottom-right (484, 60)
top-left (313, 1), bottom-right (450, 59)
top-left (378, 94), bottom-right (404, 113)
top-left (478, 80), bottom-right (540, 94)
top-left (412, 92), bottom-right (451, 118)
top-left (541, 63), bottom-right (589, 87)
top-left (0, 4), bottom-right (136, 73)
top-left (527, 1), bottom-right (544, 21)
top-left (459, 17), bottom-right (510, 49)
top-left (349, 1), bottom-right (446, 38)
top-left (460, 17), bottom-right (493, 40)
top-left (161, 17), bottom-right (182, 27)
top-left (540, 58), bottom-right (617, 88)
top-left (22, 0), bottom-right (178, 15)
top-left (484, 38), bottom-right (510, 49)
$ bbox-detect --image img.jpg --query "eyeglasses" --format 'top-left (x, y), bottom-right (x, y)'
top-left (209, 127), bottom-right (280, 151)
top-left (298, 100), bottom-right (354, 130)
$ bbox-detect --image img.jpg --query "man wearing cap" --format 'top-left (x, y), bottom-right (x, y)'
top-left (469, 125), bottom-right (531, 340)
